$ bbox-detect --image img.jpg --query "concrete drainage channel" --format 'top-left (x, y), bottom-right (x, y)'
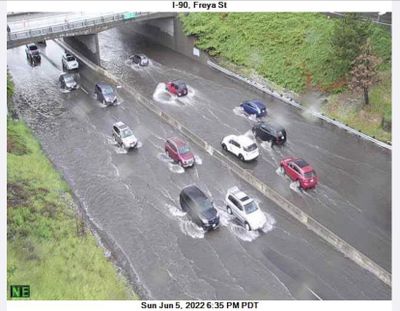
top-left (207, 60), bottom-right (392, 151)
top-left (55, 39), bottom-right (391, 287)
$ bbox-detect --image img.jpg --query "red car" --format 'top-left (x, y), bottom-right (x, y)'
top-left (165, 80), bottom-right (188, 97)
top-left (280, 157), bottom-right (318, 190)
top-left (165, 137), bottom-right (195, 168)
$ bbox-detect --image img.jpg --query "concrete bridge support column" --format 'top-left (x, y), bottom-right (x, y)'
top-left (63, 33), bottom-right (101, 65)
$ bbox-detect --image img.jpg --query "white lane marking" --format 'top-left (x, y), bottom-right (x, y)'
top-left (307, 287), bottom-right (322, 300)
top-left (81, 87), bottom-right (88, 94)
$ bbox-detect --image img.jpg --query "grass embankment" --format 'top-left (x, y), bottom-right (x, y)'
top-left (7, 76), bottom-right (136, 299)
top-left (180, 13), bottom-right (391, 142)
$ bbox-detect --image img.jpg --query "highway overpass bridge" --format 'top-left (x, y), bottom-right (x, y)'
top-left (7, 11), bottom-right (177, 64)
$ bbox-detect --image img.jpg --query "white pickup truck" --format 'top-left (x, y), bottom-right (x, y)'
top-left (225, 186), bottom-right (266, 231)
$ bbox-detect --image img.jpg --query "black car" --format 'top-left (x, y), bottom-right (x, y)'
top-left (94, 82), bottom-right (117, 106)
top-left (25, 43), bottom-right (41, 65)
top-left (59, 73), bottom-right (79, 91)
top-left (129, 54), bottom-right (149, 66)
top-left (252, 121), bottom-right (287, 146)
top-left (179, 185), bottom-right (220, 231)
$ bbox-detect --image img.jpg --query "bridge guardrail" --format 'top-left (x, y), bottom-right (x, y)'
top-left (7, 12), bottom-right (151, 42)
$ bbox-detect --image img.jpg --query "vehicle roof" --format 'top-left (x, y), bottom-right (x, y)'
top-left (113, 121), bottom-right (129, 130)
top-left (246, 99), bottom-right (266, 108)
top-left (167, 137), bottom-right (187, 148)
top-left (292, 158), bottom-right (314, 172)
top-left (96, 82), bottom-right (113, 89)
top-left (171, 80), bottom-right (186, 86)
top-left (181, 185), bottom-right (208, 200)
top-left (235, 135), bottom-right (257, 147)
top-left (258, 121), bottom-right (285, 131)
top-left (227, 187), bottom-right (253, 204)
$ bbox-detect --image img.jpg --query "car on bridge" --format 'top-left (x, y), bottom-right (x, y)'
top-left (94, 82), bottom-right (118, 106)
top-left (59, 73), bottom-right (79, 91)
top-left (62, 53), bottom-right (79, 71)
top-left (166, 80), bottom-right (188, 97)
top-left (252, 121), bottom-right (287, 146)
top-left (25, 43), bottom-right (41, 65)
top-left (112, 121), bottom-right (138, 150)
top-left (179, 185), bottom-right (220, 231)
top-left (280, 157), bottom-right (318, 190)
top-left (165, 137), bottom-right (195, 168)
top-left (225, 186), bottom-right (266, 231)
top-left (129, 54), bottom-right (149, 66)
top-left (240, 99), bottom-right (267, 118)
top-left (221, 134), bottom-right (259, 162)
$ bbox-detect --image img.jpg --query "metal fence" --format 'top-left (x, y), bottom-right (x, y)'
top-left (7, 12), bottom-right (150, 42)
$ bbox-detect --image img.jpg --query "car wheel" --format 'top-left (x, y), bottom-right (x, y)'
top-left (178, 160), bottom-right (183, 167)
top-left (222, 143), bottom-right (227, 151)
top-left (280, 164), bottom-right (285, 175)
top-left (295, 180), bottom-right (301, 189)
top-left (245, 222), bottom-right (251, 231)
top-left (227, 206), bottom-right (232, 215)
top-left (238, 154), bottom-right (245, 161)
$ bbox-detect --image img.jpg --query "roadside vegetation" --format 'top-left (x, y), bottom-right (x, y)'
top-left (7, 75), bottom-right (136, 299)
top-left (180, 13), bottom-right (391, 142)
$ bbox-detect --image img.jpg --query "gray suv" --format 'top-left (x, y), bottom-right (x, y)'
top-left (94, 82), bottom-right (117, 106)
top-left (112, 122), bottom-right (138, 150)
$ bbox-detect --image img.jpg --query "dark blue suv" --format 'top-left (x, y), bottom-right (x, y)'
top-left (240, 99), bottom-right (267, 118)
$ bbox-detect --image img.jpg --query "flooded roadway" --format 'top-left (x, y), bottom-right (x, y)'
top-left (7, 41), bottom-right (390, 299)
top-left (96, 26), bottom-right (391, 272)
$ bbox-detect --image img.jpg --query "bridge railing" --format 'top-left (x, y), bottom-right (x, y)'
top-left (7, 12), bottom-right (150, 42)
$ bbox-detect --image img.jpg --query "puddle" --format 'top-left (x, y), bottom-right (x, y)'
top-left (157, 152), bottom-right (173, 163)
top-left (168, 163), bottom-right (185, 174)
top-left (275, 166), bottom-right (285, 176)
top-left (289, 180), bottom-right (302, 193)
top-left (179, 220), bottom-right (206, 239)
top-left (167, 203), bottom-right (187, 217)
top-left (166, 203), bottom-right (205, 238)
top-left (194, 155), bottom-right (203, 165)
top-left (152, 83), bottom-right (179, 106)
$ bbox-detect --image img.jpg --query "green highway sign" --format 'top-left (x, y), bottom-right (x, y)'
top-left (123, 12), bottom-right (136, 20)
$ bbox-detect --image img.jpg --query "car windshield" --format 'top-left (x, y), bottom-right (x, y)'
top-left (121, 128), bottom-right (133, 138)
top-left (102, 86), bottom-right (114, 95)
top-left (197, 198), bottom-right (214, 212)
top-left (29, 46), bottom-right (37, 51)
top-left (244, 143), bottom-right (257, 152)
top-left (244, 201), bottom-right (258, 214)
top-left (304, 170), bottom-right (316, 178)
top-left (178, 145), bottom-right (190, 154)
top-left (66, 56), bottom-right (75, 61)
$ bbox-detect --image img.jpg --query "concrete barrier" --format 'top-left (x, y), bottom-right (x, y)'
top-left (207, 60), bottom-right (392, 150)
top-left (55, 39), bottom-right (391, 287)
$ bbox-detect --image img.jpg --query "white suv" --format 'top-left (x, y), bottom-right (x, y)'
top-left (221, 135), bottom-right (259, 161)
top-left (225, 186), bottom-right (266, 231)
top-left (62, 53), bottom-right (79, 70)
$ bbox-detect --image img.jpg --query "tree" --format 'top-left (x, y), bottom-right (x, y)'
top-left (331, 13), bottom-right (371, 76)
top-left (348, 39), bottom-right (381, 106)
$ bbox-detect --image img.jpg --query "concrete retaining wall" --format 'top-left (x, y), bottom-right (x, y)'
top-left (55, 39), bottom-right (391, 287)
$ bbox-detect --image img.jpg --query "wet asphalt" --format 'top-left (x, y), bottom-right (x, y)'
top-left (7, 37), bottom-right (390, 299)
top-left (96, 26), bottom-right (392, 272)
